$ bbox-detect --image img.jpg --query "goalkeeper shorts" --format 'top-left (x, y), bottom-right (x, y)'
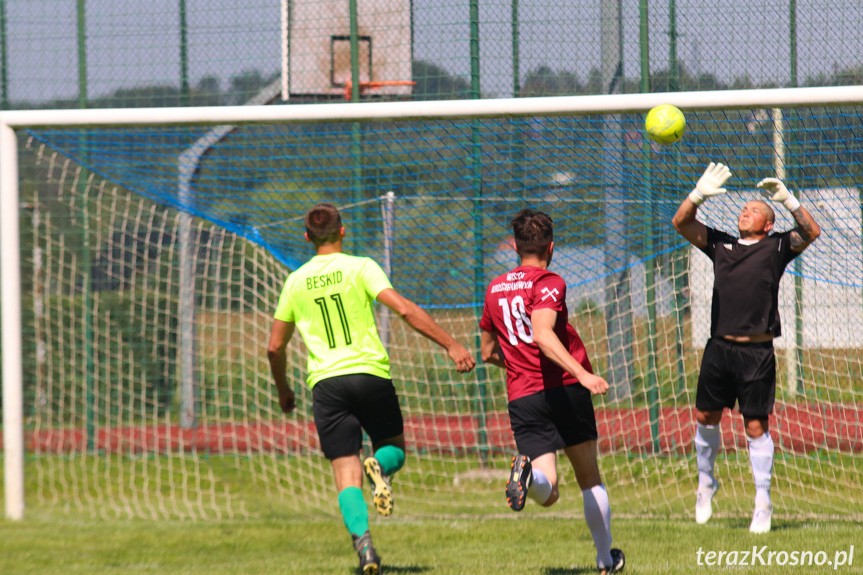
top-left (312, 373), bottom-right (404, 460)
top-left (696, 337), bottom-right (776, 419)
top-left (507, 384), bottom-right (598, 460)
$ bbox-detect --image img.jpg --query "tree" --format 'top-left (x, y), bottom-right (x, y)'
top-left (412, 60), bottom-right (471, 100)
top-left (521, 66), bottom-right (583, 97)
top-left (192, 75), bottom-right (223, 106)
top-left (227, 70), bottom-right (278, 105)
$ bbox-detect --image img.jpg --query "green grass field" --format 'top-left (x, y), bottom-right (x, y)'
top-left (1, 513), bottom-right (860, 574)
top-left (3, 455), bottom-right (862, 575)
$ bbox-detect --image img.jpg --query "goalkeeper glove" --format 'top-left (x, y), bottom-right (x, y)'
top-left (757, 177), bottom-right (801, 212)
top-left (688, 162), bottom-right (732, 206)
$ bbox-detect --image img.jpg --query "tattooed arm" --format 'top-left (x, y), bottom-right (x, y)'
top-left (788, 205), bottom-right (821, 252)
top-left (757, 177), bottom-right (822, 252)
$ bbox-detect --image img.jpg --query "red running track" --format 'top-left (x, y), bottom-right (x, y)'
top-left (7, 404), bottom-right (862, 456)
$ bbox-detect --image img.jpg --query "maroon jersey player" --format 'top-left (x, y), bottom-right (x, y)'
top-left (479, 209), bottom-right (624, 575)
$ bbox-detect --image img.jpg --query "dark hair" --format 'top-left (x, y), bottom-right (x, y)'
top-left (511, 208), bottom-right (553, 256)
top-left (305, 203), bottom-right (343, 246)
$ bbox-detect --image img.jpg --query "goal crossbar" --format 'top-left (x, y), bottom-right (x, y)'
top-left (2, 86), bottom-right (862, 129)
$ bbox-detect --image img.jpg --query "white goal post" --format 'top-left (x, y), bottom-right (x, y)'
top-left (3, 85), bottom-right (863, 520)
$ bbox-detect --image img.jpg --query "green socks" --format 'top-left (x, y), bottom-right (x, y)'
top-left (374, 445), bottom-right (405, 476)
top-left (338, 487), bottom-right (369, 538)
top-left (338, 448), bottom-right (404, 538)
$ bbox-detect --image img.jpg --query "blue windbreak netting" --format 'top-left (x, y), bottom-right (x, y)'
top-left (27, 107), bottom-right (863, 307)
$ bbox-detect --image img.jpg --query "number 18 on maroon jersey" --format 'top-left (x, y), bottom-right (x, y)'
top-left (479, 265), bottom-right (594, 402)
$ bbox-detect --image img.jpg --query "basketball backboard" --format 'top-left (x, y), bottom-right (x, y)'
top-left (282, 0), bottom-right (413, 100)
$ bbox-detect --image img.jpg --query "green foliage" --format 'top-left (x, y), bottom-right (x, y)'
top-left (576, 298), bottom-right (601, 317)
top-left (521, 65), bottom-right (585, 96)
top-left (226, 70), bottom-right (280, 105)
top-left (519, 61), bottom-right (863, 97)
top-left (99, 290), bottom-right (180, 412)
top-left (412, 60), bottom-right (472, 100)
top-left (21, 290), bottom-right (180, 424)
top-left (13, 69), bottom-right (281, 111)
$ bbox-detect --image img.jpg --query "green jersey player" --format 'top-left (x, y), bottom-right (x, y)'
top-left (268, 203), bottom-right (475, 574)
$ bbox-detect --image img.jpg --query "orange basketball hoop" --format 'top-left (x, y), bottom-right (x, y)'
top-left (344, 80), bottom-right (416, 101)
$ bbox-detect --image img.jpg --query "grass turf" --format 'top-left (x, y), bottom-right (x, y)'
top-left (1, 515), bottom-right (860, 574)
top-left (11, 451), bottom-right (862, 520)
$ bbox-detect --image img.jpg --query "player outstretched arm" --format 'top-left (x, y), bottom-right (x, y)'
top-left (267, 318), bottom-right (297, 414)
top-left (480, 329), bottom-right (506, 368)
top-left (757, 177), bottom-right (821, 252)
top-left (376, 288), bottom-right (476, 373)
top-left (531, 308), bottom-right (609, 395)
top-left (672, 162), bottom-right (732, 249)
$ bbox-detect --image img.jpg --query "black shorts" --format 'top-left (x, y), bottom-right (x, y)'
top-left (312, 373), bottom-right (404, 460)
top-left (696, 337), bottom-right (776, 419)
top-left (507, 384), bottom-right (598, 460)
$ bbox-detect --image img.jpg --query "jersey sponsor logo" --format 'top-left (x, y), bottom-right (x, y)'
top-left (306, 271), bottom-right (343, 290)
top-left (491, 280), bottom-right (533, 294)
top-left (540, 287), bottom-right (559, 302)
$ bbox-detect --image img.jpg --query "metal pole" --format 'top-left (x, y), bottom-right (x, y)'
top-left (31, 202), bottom-right (47, 417)
top-left (349, 0), bottom-right (364, 251)
top-left (469, 0), bottom-right (488, 462)
top-left (177, 179), bottom-right (197, 429)
top-left (788, 0), bottom-right (804, 393)
top-left (176, 79), bottom-right (283, 430)
top-left (669, 0), bottom-right (687, 394)
top-left (379, 192), bottom-right (395, 350)
top-left (773, 109), bottom-right (801, 394)
top-left (177, 0), bottom-right (195, 429)
top-left (511, 0), bottom-right (523, 184)
top-left (77, 0), bottom-right (96, 452)
top-left (179, 0), bottom-right (189, 107)
top-left (77, 0), bottom-right (88, 117)
top-left (640, 0), bottom-right (660, 453)
top-left (668, 0), bottom-right (678, 92)
top-left (176, 0), bottom-right (195, 429)
top-left (0, 0), bottom-right (9, 110)
top-left (281, 0), bottom-right (290, 101)
top-left (349, 0), bottom-right (361, 95)
top-left (601, 0), bottom-right (632, 400)
top-left (789, 0), bottom-right (798, 88)
top-left (511, 0), bottom-right (519, 98)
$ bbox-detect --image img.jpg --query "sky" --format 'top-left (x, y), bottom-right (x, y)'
top-left (3, 0), bottom-right (861, 104)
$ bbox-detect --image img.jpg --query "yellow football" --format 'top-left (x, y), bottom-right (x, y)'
top-left (645, 104), bottom-right (686, 145)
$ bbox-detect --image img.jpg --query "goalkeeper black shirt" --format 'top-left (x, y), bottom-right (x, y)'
top-left (699, 227), bottom-right (800, 338)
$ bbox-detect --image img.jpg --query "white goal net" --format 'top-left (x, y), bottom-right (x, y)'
top-left (2, 87), bottom-right (862, 521)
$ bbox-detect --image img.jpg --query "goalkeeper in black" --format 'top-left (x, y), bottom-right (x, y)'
top-left (672, 162), bottom-right (821, 534)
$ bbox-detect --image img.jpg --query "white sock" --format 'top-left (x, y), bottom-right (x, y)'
top-left (747, 432), bottom-right (774, 507)
top-left (695, 423), bottom-right (720, 490)
top-left (583, 484), bottom-right (613, 569)
top-left (528, 468), bottom-right (552, 505)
